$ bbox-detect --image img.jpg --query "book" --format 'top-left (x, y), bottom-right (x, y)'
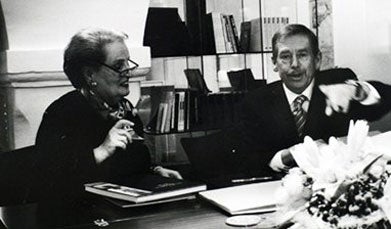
top-left (220, 14), bottom-right (232, 53)
top-left (177, 91), bottom-right (186, 131)
top-left (199, 180), bottom-right (282, 215)
top-left (160, 103), bottom-right (169, 133)
top-left (85, 175), bottom-right (206, 203)
top-left (172, 92), bottom-right (180, 131)
top-left (249, 17), bottom-right (262, 52)
top-left (155, 103), bottom-right (166, 133)
top-left (209, 12), bottom-right (226, 53)
top-left (222, 14), bottom-right (236, 52)
top-left (168, 91), bottom-right (176, 132)
top-left (239, 21), bottom-right (251, 53)
top-left (184, 90), bottom-right (190, 130)
top-left (228, 15), bottom-right (240, 53)
top-left (105, 194), bottom-right (196, 208)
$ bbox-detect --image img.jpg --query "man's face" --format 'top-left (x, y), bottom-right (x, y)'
top-left (273, 34), bottom-right (321, 94)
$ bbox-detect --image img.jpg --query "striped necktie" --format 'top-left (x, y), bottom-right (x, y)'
top-left (292, 95), bottom-right (308, 137)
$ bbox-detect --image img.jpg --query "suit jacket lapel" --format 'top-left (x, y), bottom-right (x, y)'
top-left (270, 83), bottom-right (299, 140)
top-left (304, 79), bottom-right (326, 137)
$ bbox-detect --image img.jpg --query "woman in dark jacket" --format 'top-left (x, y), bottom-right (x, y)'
top-left (35, 28), bottom-right (181, 227)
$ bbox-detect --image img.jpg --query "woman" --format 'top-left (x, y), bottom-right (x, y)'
top-left (35, 28), bottom-right (181, 227)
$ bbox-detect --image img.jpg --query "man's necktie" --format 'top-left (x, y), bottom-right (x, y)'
top-left (292, 95), bottom-right (308, 137)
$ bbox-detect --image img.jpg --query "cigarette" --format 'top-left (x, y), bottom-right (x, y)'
top-left (123, 125), bottom-right (144, 141)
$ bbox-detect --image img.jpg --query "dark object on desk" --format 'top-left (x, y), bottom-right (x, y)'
top-left (184, 69), bottom-right (211, 95)
top-left (85, 174), bottom-right (206, 203)
top-left (227, 69), bottom-right (266, 92)
top-left (143, 7), bottom-right (191, 57)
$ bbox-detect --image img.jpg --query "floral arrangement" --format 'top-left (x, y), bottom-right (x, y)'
top-left (274, 120), bottom-right (391, 229)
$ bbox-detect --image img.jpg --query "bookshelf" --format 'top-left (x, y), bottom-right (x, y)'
top-left (144, 0), bottom-right (319, 165)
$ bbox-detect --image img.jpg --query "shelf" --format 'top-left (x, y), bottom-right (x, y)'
top-left (204, 51), bottom-right (274, 56)
top-left (150, 51), bottom-right (273, 59)
top-left (145, 0), bottom-right (318, 165)
top-left (144, 127), bottom-right (225, 136)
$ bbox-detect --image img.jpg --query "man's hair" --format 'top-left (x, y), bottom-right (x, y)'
top-left (63, 28), bottom-right (128, 89)
top-left (271, 24), bottom-right (319, 63)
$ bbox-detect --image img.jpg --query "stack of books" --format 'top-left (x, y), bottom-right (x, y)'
top-left (85, 175), bottom-right (206, 208)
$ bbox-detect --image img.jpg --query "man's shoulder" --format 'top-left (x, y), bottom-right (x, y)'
top-left (242, 81), bottom-right (283, 107)
top-left (316, 68), bottom-right (357, 85)
top-left (246, 81), bottom-right (281, 96)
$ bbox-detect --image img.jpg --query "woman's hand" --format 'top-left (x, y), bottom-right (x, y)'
top-left (153, 166), bottom-right (183, 180)
top-left (94, 119), bottom-right (134, 164)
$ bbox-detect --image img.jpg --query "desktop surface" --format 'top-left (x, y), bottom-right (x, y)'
top-left (49, 197), bottom-right (242, 229)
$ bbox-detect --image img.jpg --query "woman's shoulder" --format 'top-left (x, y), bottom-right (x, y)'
top-left (44, 90), bottom-right (91, 118)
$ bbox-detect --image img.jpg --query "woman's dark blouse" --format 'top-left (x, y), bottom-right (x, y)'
top-left (35, 90), bottom-right (151, 226)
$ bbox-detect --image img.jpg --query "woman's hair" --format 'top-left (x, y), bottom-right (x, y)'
top-left (63, 28), bottom-right (128, 89)
top-left (271, 24), bottom-right (319, 63)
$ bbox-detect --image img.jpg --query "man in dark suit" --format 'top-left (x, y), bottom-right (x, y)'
top-left (236, 24), bottom-right (391, 175)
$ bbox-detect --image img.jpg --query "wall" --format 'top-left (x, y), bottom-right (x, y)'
top-left (1, 0), bottom-right (148, 50)
top-left (333, 0), bottom-right (391, 83)
top-left (332, 0), bottom-right (391, 132)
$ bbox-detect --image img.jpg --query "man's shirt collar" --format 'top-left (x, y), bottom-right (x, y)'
top-left (283, 79), bottom-right (314, 105)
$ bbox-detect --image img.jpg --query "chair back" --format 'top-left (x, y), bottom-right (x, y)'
top-left (180, 131), bottom-right (245, 187)
top-left (0, 145), bottom-right (38, 206)
top-left (227, 69), bottom-right (265, 92)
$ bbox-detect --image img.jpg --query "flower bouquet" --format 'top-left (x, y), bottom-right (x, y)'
top-left (272, 120), bottom-right (391, 229)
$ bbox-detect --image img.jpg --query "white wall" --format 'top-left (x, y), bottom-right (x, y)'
top-left (1, 0), bottom-right (149, 50)
top-left (1, 0), bottom-right (151, 72)
top-left (333, 0), bottom-right (391, 132)
top-left (333, 0), bottom-right (391, 83)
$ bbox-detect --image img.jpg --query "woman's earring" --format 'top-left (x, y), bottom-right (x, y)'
top-left (91, 81), bottom-right (98, 87)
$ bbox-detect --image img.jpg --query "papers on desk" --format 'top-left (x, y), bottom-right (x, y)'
top-left (199, 180), bottom-right (282, 215)
top-left (85, 175), bottom-right (206, 204)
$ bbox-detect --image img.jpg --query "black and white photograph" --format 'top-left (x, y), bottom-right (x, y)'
top-left (1, 0), bottom-right (391, 228)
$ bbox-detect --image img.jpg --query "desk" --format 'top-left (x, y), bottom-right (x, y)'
top-left (50, 197), bottom-right (250, 229)
top-left (2, 197), bottom-right (260, 229)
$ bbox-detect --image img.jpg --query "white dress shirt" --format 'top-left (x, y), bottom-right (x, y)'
top-left (283, 79), bottom-right (314, 113)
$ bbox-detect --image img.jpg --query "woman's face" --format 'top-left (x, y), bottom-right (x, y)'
top-left (91, 41), bottom-right (131, 106)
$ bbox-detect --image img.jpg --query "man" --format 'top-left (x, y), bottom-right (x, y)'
top-left (236, 24), bottom-right (391, 175)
